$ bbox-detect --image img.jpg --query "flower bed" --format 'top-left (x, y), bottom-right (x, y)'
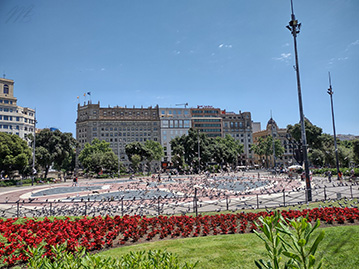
top-left (1, 207), bottom-right (359, 267)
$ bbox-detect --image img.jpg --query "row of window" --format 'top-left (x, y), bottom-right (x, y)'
top-left (199, 129), bottom-right (221, 133)
top-left (0, 124), bottom-right (33, 131)
top-left (0, 115), bottom-right (34, 123)
top-left (161, 120), bottom-right (191, 128)
top-left (192, 110), bottom-right (219, 114)
top-left (81, 137), bottom-right (159, 145)
top-left (78, 125), bottom-right (159, 134)
top-left (162, 130), bottom-right (188, 135)
top-left (193, 119), bottom-right (220, 122)
top-left (100, 132), bottom-right (157, 137)
top-left (161, 110), bottom-right (189, 115)
top-left (0, 99), bottom-right (13, 104)
top-left (0, 107), bottom-right (34, 117)
top-left (0, 107), bottom-right (14, 112)
top-left (102, 110), bottom-right (157, 117)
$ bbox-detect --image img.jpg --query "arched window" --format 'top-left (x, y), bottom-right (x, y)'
top-left (4, 85), bottom-right (9, 94)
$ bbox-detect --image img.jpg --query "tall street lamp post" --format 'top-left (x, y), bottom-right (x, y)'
top-left (286, 0), bottom-right (312, 201)
top-left (327, 72), bottom-right (340, 180)
top-left (32, 110), bottom-right (37, 186)
top-left (197, 130), bottom-right (201, 174)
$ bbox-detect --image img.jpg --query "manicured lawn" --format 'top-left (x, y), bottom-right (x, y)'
top-left (98, 225), bottom-right (359, 269)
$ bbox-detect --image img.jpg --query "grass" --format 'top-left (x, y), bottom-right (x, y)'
top-left (98, 225), bottom-right (359, 269)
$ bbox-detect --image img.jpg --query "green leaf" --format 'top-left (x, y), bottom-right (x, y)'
top-left (309, 254), bottom-right (316, 267)
top-left (263, 222), bottom-right (272, 241)
top-left (298, 238), bottom-right (306, 247)
top-left (282, 251), bottom-right (301, 263)
top-left (309, 231), bottom-right (325, 255)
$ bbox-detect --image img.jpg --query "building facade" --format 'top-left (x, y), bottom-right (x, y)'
top-left (76, 102), bottom-right (161, 169)
top-left (222, 111), bottom-right (254, 166)
top-left (190, 106), bottom-right (223, 138)
top-left (159, 107), bottom-right (191, 163)
top-left (252, 118), bottom-right (294, 168)
top-left (0, 78), bottom-right (35, 139)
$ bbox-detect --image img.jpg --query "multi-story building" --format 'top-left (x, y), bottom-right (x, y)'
top-left (252, 118), bottom-right (293, 168)
top-left (159, 107), bottom-right (191, 163)
top-left (190, 106), bottom-right (222, 138)
top-left (0, 78), bottom-right (35, 139)
top-left (76, 101), bottom-right (160, 169)
top-left (222, 110), bottom-right (254, 166)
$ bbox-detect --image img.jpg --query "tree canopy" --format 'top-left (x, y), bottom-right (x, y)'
top-left (287, 120), bottom-right (323, 150)
top-left (29, 129), bottom-right (77, 179)
top-left (125, 140), bottom-right (164, 173)
top-left (170, 128), bottom-right (243, 173)
top-left (252, 135), bottom-right (284, 168)
top-left (0, 133), bottom-right (32, 178)
top-left (78, 139), bottom-right (118, 174)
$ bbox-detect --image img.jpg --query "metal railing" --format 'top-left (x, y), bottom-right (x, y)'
top-left (1, 183), bottom-right (358, 218)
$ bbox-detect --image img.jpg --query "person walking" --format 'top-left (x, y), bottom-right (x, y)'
top-left (327, 170), bottom-right (332, 182)
top-left (72, 176), bottom-right (78, 187)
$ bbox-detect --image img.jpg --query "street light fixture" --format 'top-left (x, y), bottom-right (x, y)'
top-left (286, 0), bottom-right (312, 201)
top-left (327, 72), bottom-right (340, 180)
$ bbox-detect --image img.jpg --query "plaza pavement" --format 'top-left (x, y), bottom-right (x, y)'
top-left (0, 171), bottom-right (357, 218)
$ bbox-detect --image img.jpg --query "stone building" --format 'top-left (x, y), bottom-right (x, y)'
top-left (252, 118), bottom-right (294, 168)
top-left (222, 110), bottom-right (254, 166)
top-left (0, 78), bottom-right (35, 140)
top-left (76, 101), bottom-right (160, 169)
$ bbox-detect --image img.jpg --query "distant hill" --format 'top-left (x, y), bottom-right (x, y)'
top-left (337, 134), bottom-right (359, 141)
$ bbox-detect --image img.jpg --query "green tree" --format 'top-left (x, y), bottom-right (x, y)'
top-left (125, 142), bottom-right (151, 162)
top-left (253, 136), bottom-right (284, 168)
top-left (211, 134), bottom-right (243, 169)
top-left (130, 154), bottom-right (141, 173)
top-left (319, 134), bottom-right (335, 167)
top-left (170, 129), bottom-right (243, 173)
top-left (352, 140), bottom-right (359, 165)
top-left (52, 132), bottom-right (78, 178)
top-left (308, 148), bottom-right (325, 167)
top-left (287, 120), bottom-right (323, 150)
top-left (144, 140), bottom-right (164, 173)
top-left (171, 129), bottom-right (212, 173)
top-left (79, 139), bottom-right (119, 174)
top-left (338, 144), bottom-right (352, 167)
top-left (252, 137), bottom-right (266, 167)
top-left (31, 129), bottom-right (75, 179)
top-left (0, 133), bottom-right (32, 178)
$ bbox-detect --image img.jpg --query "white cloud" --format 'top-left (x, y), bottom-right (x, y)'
top-left (101, 68), bottom-right (105, 71)
top-left (218, 44), bottom-right (232, 48)
top-left (345, 39), bottom-right (359, 51)
top-left (273, 53), bottom-right (291, 62)
top-left (282, 43), bottom-right (290, 47)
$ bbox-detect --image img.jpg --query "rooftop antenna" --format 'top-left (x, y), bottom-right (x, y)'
top-left (286, 0), bottom-right (311, 201)
top-left (327, 72), bottom-right (340, 180)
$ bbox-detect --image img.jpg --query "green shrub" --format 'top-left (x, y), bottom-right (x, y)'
top-left (312, 167), bottom-right (359, 177)
top-left (254, 211), bottom-right (325, 269)
top-left (26, 243), bottom-right (198, 269)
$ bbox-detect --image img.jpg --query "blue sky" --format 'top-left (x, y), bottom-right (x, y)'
top-left (1, 0), bottom-right (358, 136)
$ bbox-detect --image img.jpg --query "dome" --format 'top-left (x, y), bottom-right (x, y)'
top-left (266, 118), bottom-right (278, 130)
